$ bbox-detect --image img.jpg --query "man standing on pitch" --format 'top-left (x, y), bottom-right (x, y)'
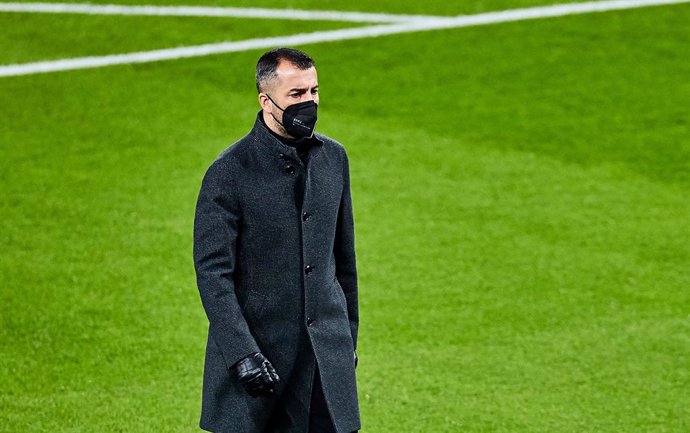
top-left (193, 48), bottom-right (360, 433)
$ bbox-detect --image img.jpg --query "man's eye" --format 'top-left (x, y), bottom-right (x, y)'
top-left (311, 89), bottom-right (319, 94)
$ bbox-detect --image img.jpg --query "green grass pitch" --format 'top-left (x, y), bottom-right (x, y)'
top-left (1, 1), bottom-right (688, 432)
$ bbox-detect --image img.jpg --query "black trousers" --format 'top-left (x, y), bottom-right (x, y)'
top-left (308, 363), bottom-right (337, 433)
top-left (264, 363), bottom-right (356, 433)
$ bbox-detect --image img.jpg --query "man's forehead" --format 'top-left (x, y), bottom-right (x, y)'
top-left (274, 61), bottom-right (318, 89)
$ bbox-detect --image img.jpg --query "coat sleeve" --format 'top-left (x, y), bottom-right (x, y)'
top-left (193, 160), bottom-right (260, 370)
top-left (334, 147), bottom-right (359, 350)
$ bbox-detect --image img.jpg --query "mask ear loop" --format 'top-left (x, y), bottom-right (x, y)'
top-left (264, 93), bottom-right (287, 128)
top-left (264, 93), bottom-right (284, 111)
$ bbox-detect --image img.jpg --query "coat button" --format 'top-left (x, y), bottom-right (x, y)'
top-left (285, 165), bottom-right (295, 174)
top-left (302, 211), bottom-right (311, 221)
top-left (279, 153), bottom-right (287, 159)
top-left (306, 317), bottom-right (315, 326)
top-left (304, 265), bottom-right (313, 274)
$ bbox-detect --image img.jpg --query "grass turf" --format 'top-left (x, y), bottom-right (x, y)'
top-left (1, 1), bottom-right (688, 432)
top-left (0, 14), bottom-right (358, 65)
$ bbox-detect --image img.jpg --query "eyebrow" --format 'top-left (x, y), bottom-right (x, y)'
top-left (288, 85), bottom-right (319, 93)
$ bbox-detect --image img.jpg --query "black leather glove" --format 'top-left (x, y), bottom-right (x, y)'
top-left (235, 352), bottom-right (280, 398)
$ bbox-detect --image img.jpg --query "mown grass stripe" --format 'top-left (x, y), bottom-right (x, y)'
top-left (0, 0), bottom-right (688, 77)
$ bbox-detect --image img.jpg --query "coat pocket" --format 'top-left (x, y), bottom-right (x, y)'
top-left (331, 277), bottom-right (348, 316)
top-left (242, 291), bottom-right (268, 327)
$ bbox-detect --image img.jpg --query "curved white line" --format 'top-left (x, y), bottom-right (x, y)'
top-left (0, 2), bottom-right (443, 23)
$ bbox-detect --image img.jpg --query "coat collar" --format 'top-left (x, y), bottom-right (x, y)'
top-left (251, 110), bottom-right (323, 164)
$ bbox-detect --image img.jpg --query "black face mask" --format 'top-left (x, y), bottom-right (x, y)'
top-left (265, 94), bottom-right (318, 139)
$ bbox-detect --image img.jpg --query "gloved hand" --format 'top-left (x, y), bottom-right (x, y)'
top-left (234, 352), bottom-right (280, 398)
top-left (354, 350), bottom-right (358, 368)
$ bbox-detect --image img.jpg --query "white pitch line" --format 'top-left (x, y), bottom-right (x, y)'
top-left (0, 0), bottom-right (688, 78)
top-left (0, 2), bottom-right (442, 23)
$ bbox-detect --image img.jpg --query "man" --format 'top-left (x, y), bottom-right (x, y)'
top-left (193, 47), bottom-right (360, 433)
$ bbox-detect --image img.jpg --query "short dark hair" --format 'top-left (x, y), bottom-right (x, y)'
top-left (255, 47), bottom-right (315, 93)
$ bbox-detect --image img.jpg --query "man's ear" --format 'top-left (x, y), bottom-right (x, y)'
top-left (258, 93), bottom-right (271, 112)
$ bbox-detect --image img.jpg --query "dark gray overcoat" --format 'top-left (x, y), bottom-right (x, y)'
top-left (193, 111), bottom-right (360, 433)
